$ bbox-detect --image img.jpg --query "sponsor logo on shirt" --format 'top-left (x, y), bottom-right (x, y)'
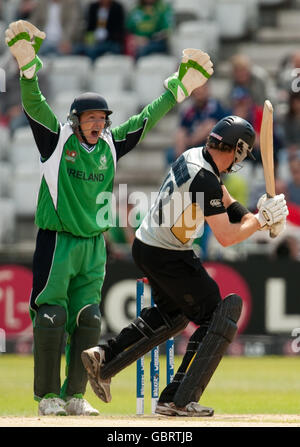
top-left (210, 198), bottom-right (222, 207)
top-left (65, 150), bottom-right (77, 163)
top-left (99, 154), bottom-right (108, 170)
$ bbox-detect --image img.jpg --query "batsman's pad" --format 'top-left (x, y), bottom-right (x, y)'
top-left (173, 294), bottom-right (242, 407)
top-left (99, 309), bottom-right (188, 380)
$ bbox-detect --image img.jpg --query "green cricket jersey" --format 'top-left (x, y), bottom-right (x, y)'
top-left (20, 76), bottom-right (176, 237)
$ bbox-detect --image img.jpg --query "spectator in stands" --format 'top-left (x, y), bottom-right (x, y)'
top-left (15, 0), bottom-right (36, 20)
top-left (222, 89), bottom-right (253, 208)
top-left (79, 0), bottom-right (126, 62)
top-left (229, 86), bottom-right (286, 212)
top-left (228, 54), bottom-right (269, 107)
top-left (280, 90), bottom-right (300, 150)
top-left (166, 82), bottom-right (229, 164)
top-left (230, 86), bottom-right (262, 150)
top-left (272, 173), bottom-right (300, 262)
top-left (29, 0), bottom-right (84, 56)
top-left (230, 86), bottom-right (284, 167)
top-left (286, 155), bottom-right (300, 206)
top-left (276, 50), bottom-right (300, 101)
top-left (125, 0), bottom-right (174, 60)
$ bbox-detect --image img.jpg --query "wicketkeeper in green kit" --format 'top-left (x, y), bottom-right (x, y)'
top-left (5, 20), bottom-right (214, 416)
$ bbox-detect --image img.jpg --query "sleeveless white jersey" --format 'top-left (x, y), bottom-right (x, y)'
top-left (136, 147), bottom-right (226, 250)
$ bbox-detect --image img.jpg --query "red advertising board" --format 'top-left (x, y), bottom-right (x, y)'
top-left (0, 265), bottom-right (33, 338)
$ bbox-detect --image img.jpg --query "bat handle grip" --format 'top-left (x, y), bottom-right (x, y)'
top-left (266, 192), bottom-right (278, 238)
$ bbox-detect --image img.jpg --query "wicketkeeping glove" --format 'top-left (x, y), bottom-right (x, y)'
top-left (255, 193), bottom-right (289, 230)
top-left (164, 48), bottom-right (214, 103)
top-left (5, 20), bottom-right (46, 79)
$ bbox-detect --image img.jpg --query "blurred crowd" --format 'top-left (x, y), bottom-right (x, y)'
top-left (0, 0), bottom-right (174, 60)
top-left (0, 0), bottom-right (299, 260)
top-left (0, 0), bottom-right (174, 134)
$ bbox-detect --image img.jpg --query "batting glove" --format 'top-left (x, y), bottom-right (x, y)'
top-left (256, 193), bottom-right (288, 237)
top-left (256, 193), bottom-right (268, 211)
top-left (269, 219), bottom-right (286, 238)
top-left (164, 48), bottom-right (214, 103)
top-left (255, 193), bottom-right (288, 228)
top-left (5, 20), bottom-right (46, 79)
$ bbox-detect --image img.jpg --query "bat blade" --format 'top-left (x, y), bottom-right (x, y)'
top-left (260, 99), bottom-right (275, 198)
top-left (260, 99), bottom-right (278, 238)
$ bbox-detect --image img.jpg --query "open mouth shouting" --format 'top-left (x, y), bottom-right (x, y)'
top-left (90, 129), bottom-right (101, 141)
top-left (78, 110), bottom-right (108, 145)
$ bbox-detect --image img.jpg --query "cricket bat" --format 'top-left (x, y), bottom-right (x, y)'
top-left (260, 99), bottom-right (277, 238)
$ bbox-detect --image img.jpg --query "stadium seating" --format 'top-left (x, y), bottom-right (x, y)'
top-left (246, 0), bottom-right (260, 34)
top-left (115, 147), bottom-right (166, 186)
top-left (9, 127), bottom-right (40, 170)
top-left (237, 42), bottom-right (300, 74)
top-left (0, 21), bottom-right (7, 54)
top-left (209, 77), bottom-right (231, 103)
top-left (0, 162), bottom-right (13, 198)
top-left (105, 92), bottom-right (139, 128)
top-left (0, 0), bottom-right (20, 24)
top-left (277, 7), bottom-right (300, 28)
top-left (215, 0), bottom-right (249, 39)
top-left (0, 198), bottom-right (16, 244)
top-left (12, 165), bottom-right (40, 217)
top-left (259, 0), bottom-right (288, 4)
top-left (170, 20), bottom-right (217, 60)
top-left (0, 127), bottom-right (11, 161)
top-left (90, 54), bottom-right (134, 93)
top-left (46, 56), bottom-right (92, 96)
top-left (120, 0), bottom-right (136, 12)
top-left (173, 0), bottom-right (217, 20)
top-left (50, 90), bottom-right (83, 123)
top-left (134, 54), bottom-right (178, 106)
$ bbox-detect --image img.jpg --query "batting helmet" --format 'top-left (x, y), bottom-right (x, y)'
top-left (68, 92), bottom-right (112, 130)
top-left (209, 116), bottom-right (256, 166)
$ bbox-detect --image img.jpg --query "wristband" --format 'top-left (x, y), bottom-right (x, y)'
top-left (227, 201), bottom-right (250, 223)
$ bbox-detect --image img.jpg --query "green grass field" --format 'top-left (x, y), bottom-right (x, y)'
top-left (0, 354), bottom-right (299, 416)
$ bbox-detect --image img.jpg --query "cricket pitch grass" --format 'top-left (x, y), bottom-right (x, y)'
top-left (0, 355), bottom-right (299, 427)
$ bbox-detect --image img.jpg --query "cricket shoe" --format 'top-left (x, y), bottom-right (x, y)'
top-left (65, 395), bottom-right (99, 416)
top-left (81, 346), bottom-right (112, 403)
top-left (38, 396), bottom-right (67, 416)
top-left (155, 401), bottom-right (214, 417)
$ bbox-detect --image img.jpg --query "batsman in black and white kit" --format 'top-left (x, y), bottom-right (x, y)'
top-left (82, 68), bottom-right (289, 417)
